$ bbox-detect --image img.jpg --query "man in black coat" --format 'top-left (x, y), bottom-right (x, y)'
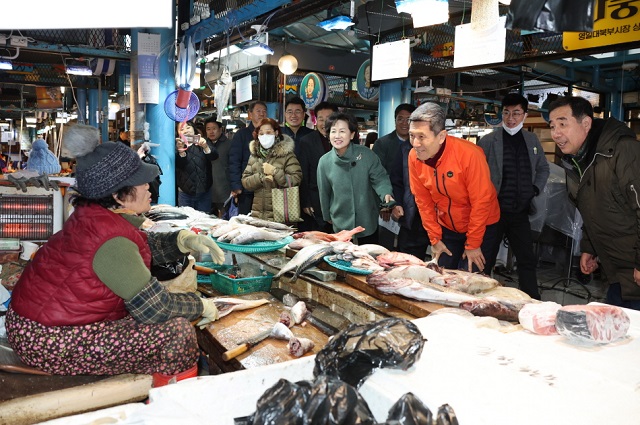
top-left (296, 102), bottom-right (338, 231)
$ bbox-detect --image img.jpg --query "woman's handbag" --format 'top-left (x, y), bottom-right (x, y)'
top-left (272, 175), bottom-right (303, 223)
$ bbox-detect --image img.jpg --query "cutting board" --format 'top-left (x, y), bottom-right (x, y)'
top-left (196, 292), bottom-right (329, 374)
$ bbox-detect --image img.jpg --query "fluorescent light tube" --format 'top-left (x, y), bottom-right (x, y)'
top-left (66, 65), bottom-right (93, 76)
top-left (0, 60), bottom-right (12, 70)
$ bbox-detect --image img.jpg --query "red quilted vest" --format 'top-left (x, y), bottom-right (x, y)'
top-left (11, 204), bottom-right (152, 326)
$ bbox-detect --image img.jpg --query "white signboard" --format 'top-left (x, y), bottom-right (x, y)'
top-left (235, 75), bottom-right (253, 105)
top-left (0, 0), bottom-right (173, 29)
top-left (371, 39), bottom-right (410, 82)
top-left (454, 16), bottom-right (507, 69)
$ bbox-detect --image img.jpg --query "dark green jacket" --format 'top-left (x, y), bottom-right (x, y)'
top-left (317, 143), bottom-right (392, 238)
top-left (563, 118), bottom-right (640, 300)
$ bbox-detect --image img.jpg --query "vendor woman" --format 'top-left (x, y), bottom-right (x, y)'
top-left (6, 124), bottom-right (225, 382)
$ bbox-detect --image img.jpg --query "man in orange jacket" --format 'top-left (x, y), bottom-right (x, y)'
top-left (408, 102), bottom-right (501, 273)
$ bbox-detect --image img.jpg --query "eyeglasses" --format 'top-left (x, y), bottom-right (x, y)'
top-left (395, 117), bottom-right (410, 124)
top-left (286, 110), bottom-right (304, 116)
top-left (502, 110), bottom-right (525, 118)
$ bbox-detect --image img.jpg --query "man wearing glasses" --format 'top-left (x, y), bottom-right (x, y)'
top-left (373, 104), bottom-right (416, 176)
top-left (478, 93), bottom-right (549, 299)
top-left (282, 97), bottom-right (313, 147)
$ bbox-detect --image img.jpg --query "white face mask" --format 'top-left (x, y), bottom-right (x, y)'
top-left (502, 121), bottom-right (524, 136)
top-left (258, 134), bottom-right (276, 149)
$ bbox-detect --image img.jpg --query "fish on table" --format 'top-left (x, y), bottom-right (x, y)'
top-left (292, 226), bottom-right (366, 242)
top-left (231, 215), bottom-right (296, 232)
top-left (274, 243), bottom-right (335, 281)
top-left (366, 272), bottom-right (477, 307)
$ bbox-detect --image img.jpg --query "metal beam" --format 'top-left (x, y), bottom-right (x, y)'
top-left (186, 0), bottom-right (292, 44)
top-left (15, 41), bottom-right (130, 60)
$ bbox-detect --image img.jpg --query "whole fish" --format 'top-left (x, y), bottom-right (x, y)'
top-left (376, 251), bottom-right (426, 269)
top-left (232, 215), bottom-right (295, 232)
top-left (211, 222), bottom-right (241, 238)
top-left (214, 66), bottom-right (232, 111)
top-left (230, 227), bottom-right (292, 245)
top-left (383, 265), bottom-right (443, 282)
top-left (458, 299), bottom-right (521, 322)
top-left (292, 226), bottom-right (365, 242)
top-left (430, 270), bottom-right (500, 294)
top-left (274, 243), bottom-right (334, 281)
top-left (366, 272), bottom-right (477, 307)
top-left (288, 238), bottom-right (320, 250)
top-left (357, 244), bottom-right (390, 258)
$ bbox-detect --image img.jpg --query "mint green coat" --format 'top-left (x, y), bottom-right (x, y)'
top-left (317, 143), bottom-right (392, 238)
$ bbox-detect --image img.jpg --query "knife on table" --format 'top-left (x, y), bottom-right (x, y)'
top-left (221, 328), bottom-right (273, 361)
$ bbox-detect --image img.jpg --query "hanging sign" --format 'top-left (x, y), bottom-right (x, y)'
top-left (137, 33), bottom-right (160, 104)
top-left (356, 59), bottom-right (380, 102)
top-left (563, 0), bottom-right (640, 50)
top-left (300, 73), bottom-right (326, 110)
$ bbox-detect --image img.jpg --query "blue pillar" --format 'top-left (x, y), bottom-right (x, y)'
top-left (266, 102), bottom-right (279, 120)
top-left (134, 25), bottom-right (177, 206)
top-left (76, 88), bottom-right (87, 124)
top-left (400, 78), bottom-right (413, 104)
top-left (378, 80), bottom-right (402, 136)
top-left (100, 89), bottom-right (109, 140)
top-left (87, 89), bottom-right (99, 129)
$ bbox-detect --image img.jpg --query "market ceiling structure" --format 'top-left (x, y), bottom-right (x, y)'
top-left (0, 0), bottom-right (639, 122)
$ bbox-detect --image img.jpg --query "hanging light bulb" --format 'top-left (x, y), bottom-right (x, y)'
top-left (278, 55), bottom-right (298, 76)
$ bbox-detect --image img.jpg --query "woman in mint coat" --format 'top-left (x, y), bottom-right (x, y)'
top-left (317, 112), bottom-right (394, 244)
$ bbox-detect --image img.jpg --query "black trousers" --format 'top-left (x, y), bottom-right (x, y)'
top-left (397, 213), bottom-right (430, 261)
top-left (237, 192), bottom-right (254, 215)
top-left (486, 211), bottom-right (541, 300)
top-left (438, 222), bottom-right (500, 276)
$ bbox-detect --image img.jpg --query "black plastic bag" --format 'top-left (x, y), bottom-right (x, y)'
top-left (141, 152), bottom-right (162, 204)
top-left (506, 0), bottom-right (595, 33)
top-left (313, 317), bottom-right (425, 388)
top-left (238, 375), bottom-right (375, 425)
top-left (385, 393), bottom-right (433, 425)
top-left (150, 255), bottom-right (189, 281)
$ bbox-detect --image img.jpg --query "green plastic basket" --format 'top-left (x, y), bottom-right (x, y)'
top-left (196, 262), bottom-right (273, 295)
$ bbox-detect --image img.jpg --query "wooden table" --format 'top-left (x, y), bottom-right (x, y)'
top-left (196, 291), bottom-right (330, 375)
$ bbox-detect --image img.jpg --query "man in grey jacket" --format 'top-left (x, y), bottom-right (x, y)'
top-left (478, 93), bottom-right (549, 299)
top-left (550, 96), bottom-right (640, 310)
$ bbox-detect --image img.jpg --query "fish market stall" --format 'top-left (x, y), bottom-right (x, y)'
top-left (45, 304), bottom-right (640, 425)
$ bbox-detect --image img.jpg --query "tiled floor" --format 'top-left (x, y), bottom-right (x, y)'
top-left (492, 259), bottom-right (608, 305)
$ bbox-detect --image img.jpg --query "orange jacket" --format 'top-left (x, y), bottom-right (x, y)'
top-left (408, 135), bottom-right (500, 250)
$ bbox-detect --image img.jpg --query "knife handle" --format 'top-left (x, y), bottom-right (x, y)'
top-left (222, 343), bottom-right (250, 361)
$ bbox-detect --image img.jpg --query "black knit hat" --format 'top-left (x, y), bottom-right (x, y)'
top-left (63, 125), bottom-right (159, 199)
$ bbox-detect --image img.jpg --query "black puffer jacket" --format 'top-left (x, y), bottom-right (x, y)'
top-left (563, 118), bottom-right (640, 300)
top-left (176, 141), bottom-right (219, 195)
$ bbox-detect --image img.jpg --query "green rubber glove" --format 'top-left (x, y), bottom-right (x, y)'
top-left (177, 230), bottom-right (225, 264)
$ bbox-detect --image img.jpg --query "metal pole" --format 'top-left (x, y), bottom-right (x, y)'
top-left (282, 73), bottom-right (286, 124)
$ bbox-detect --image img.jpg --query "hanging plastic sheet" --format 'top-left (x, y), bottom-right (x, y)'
top-left (506, 0), bottom-right (595, 33)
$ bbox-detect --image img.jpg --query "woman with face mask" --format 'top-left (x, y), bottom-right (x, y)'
top-left (241, 118), bottom-right (302, 221)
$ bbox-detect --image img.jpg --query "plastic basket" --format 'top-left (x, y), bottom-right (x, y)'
top-left (196, 262), bottom-right (273, 295)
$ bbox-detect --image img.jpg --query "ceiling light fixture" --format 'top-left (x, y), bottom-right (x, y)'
top-left (65, 58), bottom-right (93, 76)
top-left (66, 64), bottom-right (93, 76)
top-left (241, 40), bottom-right (274, 56)
top-left (395, 0), bottom-right (449, 28)
top-left (317, 15), bottom-right (355, 31)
